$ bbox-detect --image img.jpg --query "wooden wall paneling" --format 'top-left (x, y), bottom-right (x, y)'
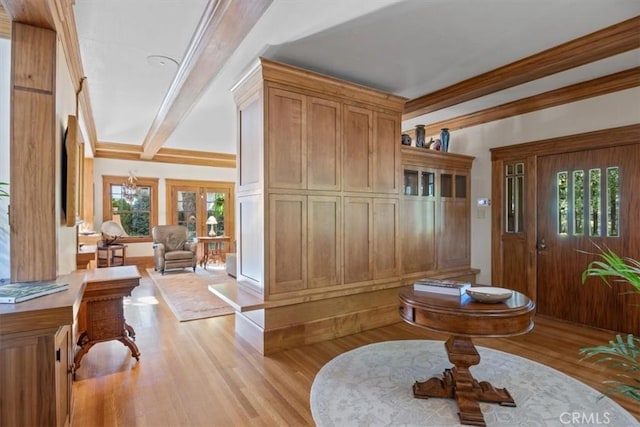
top-left (307, 96), bottom-right (341, 190)
top-left (373, 197), bottom-right (399, 279)
top-left (0, 335), bottom-right (40, 426)
top-left (267, 88), bottom-right (306, 189)
top-left (373, 111), bottom-right (400, 194)
top-left (11, 23), bottom-right (55, 92)
top-left (437, 197), bottom-right (469, 269)
top-left (269, 195), bottom-right (307, 293)
top-left (307, 196), bottom-right (341, 289)
top-left (10, 23), bottom-right (56, 282)
top-left (401, 198), bottom-right (436, 274)
top-left (343, 105), bottom-right (373, 192)
top-left (343, 197), bottom-right (373, 284)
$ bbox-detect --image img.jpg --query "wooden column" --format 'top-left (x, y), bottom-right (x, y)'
top-left (10, 22), bottom-right (57, 281)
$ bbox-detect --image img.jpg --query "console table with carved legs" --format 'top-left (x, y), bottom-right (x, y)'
top-left (398, 287), bottom-right (535, 426)
top-left (73, 266), bottom-right (141, 378)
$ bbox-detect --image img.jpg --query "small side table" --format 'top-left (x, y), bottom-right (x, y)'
top-left (96, 243), bottom-right (126, 268)
top-left (74, 266), bottom-right (141, 378)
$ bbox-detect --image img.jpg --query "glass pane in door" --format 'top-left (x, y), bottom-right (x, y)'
top-left (206, 192), bottom-right (226, 236)
top-left (177, 191), bottom-right (198, 239)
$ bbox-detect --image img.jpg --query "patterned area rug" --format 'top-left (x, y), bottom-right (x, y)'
top-left (311, 340), bottom-right (636, 427)
top-left (146, 266), bottom-right (234, 322)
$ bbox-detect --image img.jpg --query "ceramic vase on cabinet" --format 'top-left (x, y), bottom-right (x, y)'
top-left (440, 128), bottom-right (450, 152)
top-left (415, 125), bottom-right (426, 148)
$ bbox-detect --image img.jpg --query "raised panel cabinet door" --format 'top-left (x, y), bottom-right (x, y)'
top-left (308, 196), bottom-right (341, 288)
top-left (344, 197), bottom-right (373, 284)
top-left (373, 198), bottom-right (400, 279)
top-left (238, 195), bottom-right (263, 287)
top-left (55, 325), bottom-right (72, 427)
top-left (238, 94), bottom-right (263, 190)
top-left (308, 97), bottom-right (342, 190)
top-left (401, 198), bottom-right (436, 274)
top-left (343, 105), bottom-right (373, 192)
top-left (268, 88), bottom-right (306, 189)
top-left (269, 195), bottom-right (307, 293)
top-left (438, 198), bottom-right (470, 269)
top-left (373, 111), bottom-right (400, 194)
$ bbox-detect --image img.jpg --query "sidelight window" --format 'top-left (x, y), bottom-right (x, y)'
top-left (505, 163), bottom-right (525, 233)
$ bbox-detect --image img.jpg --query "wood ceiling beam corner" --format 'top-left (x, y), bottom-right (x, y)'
top-left (403, 15), bottom-right (640, 120)
top-left (140, 0), bottom-right (273, 160)
top-left (3, 0), bottom-right (99, 154)
top-left (0, 5), bottom-right (11, 38)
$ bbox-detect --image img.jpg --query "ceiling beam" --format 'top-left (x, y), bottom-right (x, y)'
top-left (3, 0), bottom-right (99, 154)
top-left (403, 16), bottom-right (640, 120)
top-left (96, 142), bottom-right (236, 168)
top-left (403, 67), bottom-right (640, 138)
top-left (140, 0), bottom-right (273, 160)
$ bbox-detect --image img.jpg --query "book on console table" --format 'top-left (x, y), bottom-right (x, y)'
top-left (0, 282), bottom-right (69, 303)
top-left (413, 279), bottom-right (471, 296)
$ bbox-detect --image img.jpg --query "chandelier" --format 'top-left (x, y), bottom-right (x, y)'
top-left (122, 172), bottom-right (138, 202)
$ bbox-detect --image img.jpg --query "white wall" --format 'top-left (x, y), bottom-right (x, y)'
top-left (0, 39), bottom-right (10, 280)
top-left (414, 87), bottom-right (640, 284)
top-left (56, 39), bottom-right (81, 275)
top-left (92, 158), bottom-right (235, 257)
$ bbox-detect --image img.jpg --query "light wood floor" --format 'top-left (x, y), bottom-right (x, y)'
top-left (72, 266), bottom-right (639, 426)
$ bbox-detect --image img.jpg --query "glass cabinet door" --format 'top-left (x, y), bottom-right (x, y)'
top-left (421, 171), bottom-right (435, 196)
top-left (404, 170), bottom-right (419, 196)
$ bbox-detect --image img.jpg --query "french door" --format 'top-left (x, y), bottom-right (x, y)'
top-left (165, 180), bottom-right (235, 241)
top-left (536, 144), bottom-right (639, 333)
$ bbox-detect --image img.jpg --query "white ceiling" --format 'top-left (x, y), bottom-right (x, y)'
top-left (73, 0), bottom-right (640, 156)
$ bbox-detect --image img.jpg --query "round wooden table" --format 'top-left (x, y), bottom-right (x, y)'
top-left (398, 287), bottom-right (535, 427)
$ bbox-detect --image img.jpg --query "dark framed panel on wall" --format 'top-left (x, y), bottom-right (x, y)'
top-left (62, 115), bottom-right (83, 227)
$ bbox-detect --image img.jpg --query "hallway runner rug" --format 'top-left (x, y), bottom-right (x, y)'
top-left (146, 267), bottom-right (234, 322)
top-left (310, 340), bottom-right (636, 427)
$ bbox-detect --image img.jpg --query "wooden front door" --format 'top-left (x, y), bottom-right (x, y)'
top-left (536, 144), bottom-right (639, 334)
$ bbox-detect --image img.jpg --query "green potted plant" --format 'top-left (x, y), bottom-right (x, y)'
top-left (0, 182), bottom-right (8, 198)
top-left (580, 243), bottom-right (640, 401)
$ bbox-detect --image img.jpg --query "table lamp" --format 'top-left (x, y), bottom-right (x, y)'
top-left (206, 216), bottom-right (218, 236)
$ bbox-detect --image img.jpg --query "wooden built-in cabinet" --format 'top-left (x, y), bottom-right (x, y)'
top-left (401, 147), bottom-right (474, 280)
top-left (0, 273), bottom-right (85, 426)
top-left (223, 58), bottom-right (475, 354)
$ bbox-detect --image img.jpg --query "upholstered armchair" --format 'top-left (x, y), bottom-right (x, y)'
top-left (152, 225), bottom-right (197, 274)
